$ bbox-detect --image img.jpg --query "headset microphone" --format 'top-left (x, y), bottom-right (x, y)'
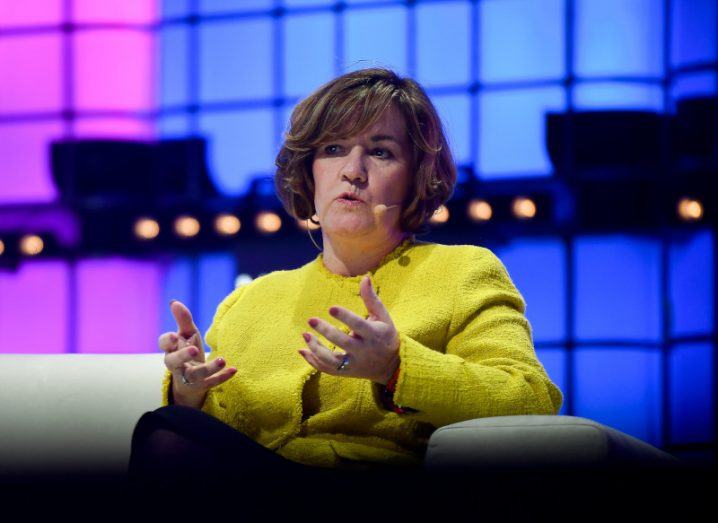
top-left (372, 204), bottom-right (400, 218)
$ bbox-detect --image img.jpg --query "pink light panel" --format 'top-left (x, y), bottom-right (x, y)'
top-left (76, 259), bottom-right (161, 353)
top-left (0, 121), bottom-right (62, 202)
top-left (73, 30), bottom-right (155, 112)
top-left (0, 34), bottom-right (63, 114)
top-left (72, 0), bottom-right (158, 25)
top-left (0, 0), bottom-right (63, 28)
top-left (0, 261), bottom-right (69, 354)
top-left (74, 117), bottom-right (156, 139)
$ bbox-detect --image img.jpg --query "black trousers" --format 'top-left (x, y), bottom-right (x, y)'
top-left (127, 405), bottom-right (428, 517)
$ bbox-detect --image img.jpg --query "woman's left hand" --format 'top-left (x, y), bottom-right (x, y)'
top-left (300, 275), bottom-right (400, 385)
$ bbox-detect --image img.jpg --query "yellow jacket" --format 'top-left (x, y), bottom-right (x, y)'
top-left (162, 240), bottom-right (563, 468)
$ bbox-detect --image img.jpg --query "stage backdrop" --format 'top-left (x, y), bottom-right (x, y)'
top-left (0, 0), bottom-right (714, 460)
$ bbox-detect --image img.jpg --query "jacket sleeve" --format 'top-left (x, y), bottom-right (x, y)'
top-left (160, 285), bottom-right (247, 417)
top-left (392, 247), bottom-right (563, 428)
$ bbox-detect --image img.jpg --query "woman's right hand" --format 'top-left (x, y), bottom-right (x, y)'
top-left (158, 300), bottom-right (237, 409)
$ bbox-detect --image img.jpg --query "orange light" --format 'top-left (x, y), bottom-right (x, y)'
top-left (0, 239), bottom-right (4, 256)
top-left (255, 211), bottom-right (282, 234)
top-left (215, 214), bottom-right (241, 236)
top-left (429, 205), bottom-right (450, 224)
top-left (467, 199), bottom-right (493, 222)
top-left (19, 234), bottom-right (44, 256)
top-left (134, 218), bottom-right (160, 240)
top-left (174, 215), bottom-right (201, 238)
top-left (677, 197), bottom-right (704, 222)
top-left (512, 197), bottom-right (537, 220)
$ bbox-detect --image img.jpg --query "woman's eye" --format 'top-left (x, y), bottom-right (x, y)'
top-left (323, 144), bottom-right (341, 155)
top-left (372, 148), bottom-right (393, 159)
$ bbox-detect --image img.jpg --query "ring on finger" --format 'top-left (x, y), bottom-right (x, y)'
top-left (180, 367), bottom-right (193, 386)
top-left (336, 354), bottom-right (350, 372)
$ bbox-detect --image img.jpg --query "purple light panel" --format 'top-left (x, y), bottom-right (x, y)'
top-left (0, 261), bottom-right (68, 354)
top-left (0, 0), bottom-right (63, 28)
top-left (73, 0), bottom-right (157, 24)
top-left (0, 34), bottom-right (63, 114)
top-left (76, 259), bottom-right (161, 353)
top-left (73, 30), bottom-right (155, 112)
top-left (0, 121), bottom-right (62, 202)
top-left (74, 117), bottom-right (155, 139)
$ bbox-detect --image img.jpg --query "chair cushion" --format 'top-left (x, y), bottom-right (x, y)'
top-left (425, 415), bottom-right (680, 469)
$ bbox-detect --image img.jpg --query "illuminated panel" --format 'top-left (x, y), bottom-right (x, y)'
top-left (160, 257), bottom-right (193, 336)
top-left (575, 0), bottom-right (663, 77)
top-left (73, 0), bottom-right (157, 24)
top-left (199, 19), bottom-right (273, 102)
top-left (159, 115), bottom-right (190, 137)
top-left (161, 0), bottom-right (190, 18)
top-left (200, 109), bottom-right (275, 196)
top-left (345, 7), bottom-right (407, 75)
top-left (73, 30), bottom-right (155, 112)
top-left (196, 253), bottom-right (236, 339)
top-left (574, 348), bottom-right (662, 446)
top-left (76, 259), bottom-right (161, 353)
top-left (496, 238), bottom-right (566, 344)
top-left (478, 87), bottom-right (565, 177)
top-left (480, 0), bottom-right (564, 83)
top-left (669, 230), bottom-right (714, 337)
top-left (432, 94), bottom-right (471, 166)
top-left (74, 117), bottom-right (155, 139)
top-left (672, 72), bottom-right (717, 102)
top-left (199, 0), bottom-right (274, 12)
top-left (575, 235), bottom-right (662, 342)
top-left (671, 0), bottom-right (717, 67)
top-left (0, 261), bottom-right (68, 354)
top-left (283, 12), bottom-right (335, 98)
top-left (670, 343), bottom-right (715, 443)
top-left (0, 0), bottom-right (63, 28)
top-left (416, 1), bottom-right (471, 87)
top-left (0, 121), bottom-right (62, 203)
top-left (159, 25), bottom-right (189, 107)
top-left (284, 0), bottom-right (335, 6)
top-left (574, 83), bottom-right (664, 111)
top-left (0, 34), bottom-right (63, 114)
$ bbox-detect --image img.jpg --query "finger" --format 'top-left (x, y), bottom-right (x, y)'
top-left (307, 317), bottom-right (360, 352)
top-left (359, 276), bottom-right (391, 323)
top-left (327, 306), bottom-right (372, 339)
top-left (298, 349), bottom-right (322, 371)
top-left (170, 300), bottom-right (199, 339)
top-left (158, 332), bottom-right (179, 353)
top-left (202, 366), bottom-right (238, 388)
top-left (303, 332), bottom-right (343, 372)
top-left (182, 357), bottom-right (227, 383)
top-left (165, 345), bottom-right (202, 372)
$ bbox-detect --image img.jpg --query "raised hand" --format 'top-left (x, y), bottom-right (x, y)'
top-left (299, 275), bottom-right (400, 385)
top-left (158, 300), bottom-right (237, 408)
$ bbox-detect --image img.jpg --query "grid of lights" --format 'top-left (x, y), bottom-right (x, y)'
top-left (0, 193), bottom-right (711, 266)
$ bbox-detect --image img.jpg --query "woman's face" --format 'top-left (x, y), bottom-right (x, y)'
top-left (311, 105), bottom-right (412, 242)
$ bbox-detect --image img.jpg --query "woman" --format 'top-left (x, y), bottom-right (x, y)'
top-left (129, 68), bottom-right (562, 487)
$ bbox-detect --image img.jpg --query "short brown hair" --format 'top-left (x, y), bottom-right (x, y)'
top-left (274, 68), bottom-right (456, 233)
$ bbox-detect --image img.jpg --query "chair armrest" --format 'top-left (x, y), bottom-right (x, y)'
top-left (425, 415), bottom-right (681, 469)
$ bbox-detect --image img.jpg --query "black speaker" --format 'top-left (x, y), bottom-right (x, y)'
top-left (546, 111), bottom-right (663, 180)
top-left (50, 138), bottom-right (217, 204)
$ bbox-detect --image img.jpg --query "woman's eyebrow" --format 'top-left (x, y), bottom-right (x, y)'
top-left (369, 134), bottom-right (401, 144)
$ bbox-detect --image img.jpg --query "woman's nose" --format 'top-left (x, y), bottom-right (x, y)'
top-left (339, 149), bottom-right (367, 183)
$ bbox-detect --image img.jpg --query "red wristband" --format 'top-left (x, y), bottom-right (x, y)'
top-left (386, 364), bottom-right (401, 393)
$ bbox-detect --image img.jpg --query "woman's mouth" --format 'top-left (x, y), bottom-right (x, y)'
top-left (335, 193), bottom-right (365, 206)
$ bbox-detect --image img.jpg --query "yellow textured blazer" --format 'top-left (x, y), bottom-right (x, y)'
top-left (162, 240), bottom-right (563, 468)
